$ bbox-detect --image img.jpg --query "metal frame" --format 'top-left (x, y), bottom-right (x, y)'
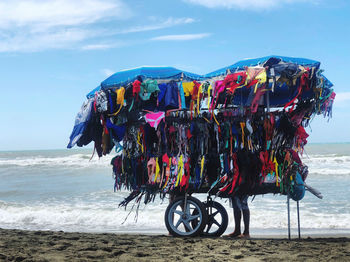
top-left (287, 194), bottom-right (301, 240)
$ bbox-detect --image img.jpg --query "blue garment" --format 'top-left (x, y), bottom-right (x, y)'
top-left (178, 82), bottom-right (186, 109)
top-left (67, 98), bottom-right (94, 148)
top-left (158, 83), bottom-right (167, 111)
top-left (290, 172), bottom-right (305, 201)
top-left (106, 119), bottom-right (126, 142)
top-left (164, 81), bottom-right (179, 109)
top-left (158, 81), bottom-right (179, 110)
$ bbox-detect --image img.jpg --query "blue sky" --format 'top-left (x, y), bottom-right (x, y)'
top-left (0, 0), bottom-right (349, 151)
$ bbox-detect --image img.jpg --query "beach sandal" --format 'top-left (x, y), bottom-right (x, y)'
top-left (239, 234), bottom-right (250, 239)
top-left (226, 231), bottom-right (241, 238)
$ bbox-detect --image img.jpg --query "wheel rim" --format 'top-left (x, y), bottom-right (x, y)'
top-left (167, 199), bottom-right (203, 236)
top-left (191, 202), bottom-right (226, 236)
top-left (203, 207), bottom-right (222, 235)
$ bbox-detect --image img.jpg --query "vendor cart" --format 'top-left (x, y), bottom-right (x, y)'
top-left (68, 56), bottom-right (334, 237)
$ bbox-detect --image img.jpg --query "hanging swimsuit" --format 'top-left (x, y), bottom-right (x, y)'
top-left (144, 111), bottom-right (165, 129)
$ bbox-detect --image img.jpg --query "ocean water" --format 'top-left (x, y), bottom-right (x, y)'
top-left (0, 144), bottom-right (349, 236)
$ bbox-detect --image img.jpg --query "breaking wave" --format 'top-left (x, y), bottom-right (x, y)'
top-left (1, 193), bottom-right (350, 234)
top-left (0, 153), bottom-right (114, 169)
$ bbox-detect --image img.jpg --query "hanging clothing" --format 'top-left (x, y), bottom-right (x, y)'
top-left (67, 98), bottom-right (93, 148)
top-left (144, 112), bottom-right (165, 129)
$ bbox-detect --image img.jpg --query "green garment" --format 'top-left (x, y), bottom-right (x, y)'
top-left (139, 80), bottom-right (159, 101)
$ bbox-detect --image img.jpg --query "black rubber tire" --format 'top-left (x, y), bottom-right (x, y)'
top-left (192, 201), bottom-right (228, 237)
top-left (165, 196), bottom-right (208, 237)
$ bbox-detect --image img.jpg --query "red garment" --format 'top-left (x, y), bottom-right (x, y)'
top-left (132, 80), bottom-right (141, 97)
top-left (192, 80), bottom-right (201, 100)
top-left (295, 126), bottom-right (309, 146)
top-left (289, 149), bottom-right (302, 165)
top-left (168, 125), bottom-right (176, 134)
top-left (162, 153), bottom-right (169, 165)
top-left (180, 159), bottom-right (191, 191)
top-left (186, 129), bottom-right (192, 140)
top-left (260, 151), bottom-right (275, 179)
top-left (250, 86), bottom-right (266, 113)
top-left (224, 72), bottom-right (247, 94)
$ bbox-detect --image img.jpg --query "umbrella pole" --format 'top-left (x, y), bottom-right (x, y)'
top-left (287, 194), bottom-right (291, 240)
top-left (297, 200), bottom-right (301, 239)
top-left (266, 91), bottom-right (270, 112)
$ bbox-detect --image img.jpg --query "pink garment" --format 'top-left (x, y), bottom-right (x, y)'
top-left (147, 158), bottom-right (156, 183)
top-left (210, 80), bottom-right (225, 111)
top-left (144, 111), bottom-right (165, 129)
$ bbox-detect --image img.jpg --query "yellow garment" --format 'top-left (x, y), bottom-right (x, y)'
top-left (253, 70), bottom-right (267, 93)
top-left (182, 82), bottom-right (194, 96)
top-left (175, 155), bottom-right (184, 187)
top-left (109, 87), bottom-right (125, 116)
top-left (273, 157), bottom-right (279, 186)
top-left (213, 112), bottom-right (220, 126)
top-left (116, 87), bottom-right (125, 105)
top-left (240, 122), bottom-right (245, 148)
top-left (248, 137), bottom-right (253, 151)
top-left (207, 84), bottom-right (212, 109)
top-left (162, 166), bottom-right (170, 189)
top-left (137, 131), bottom-right (144, 153)
top-left (200, 156), bottom-right (205, 179)
top-left (154, 157), bottom-right (160, 183)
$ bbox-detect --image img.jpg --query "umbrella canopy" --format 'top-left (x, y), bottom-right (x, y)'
top-left (87, 66), bottom-right (205, 98)
top-left (203, 55), bottom-right (320, 78)
top-left (86, 56), bottom-right (332, 108)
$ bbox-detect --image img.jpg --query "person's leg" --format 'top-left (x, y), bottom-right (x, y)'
top-left (169, 192), bottom-right (176, 203)
top-left (233, 208), bottom-right (242, 235)
top-left (241, 195), bottom-right (250, 237)
top-left (227, 196), bottom-right (242, 237)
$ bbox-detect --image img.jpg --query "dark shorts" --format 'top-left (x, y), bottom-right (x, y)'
top-left (232, 195), bottom-right (249, 211)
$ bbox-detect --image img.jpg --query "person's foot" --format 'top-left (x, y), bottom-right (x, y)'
top-left (239, 234), bottom-right (250, 239)
top-left (226, 231), bottom-right (241, 238)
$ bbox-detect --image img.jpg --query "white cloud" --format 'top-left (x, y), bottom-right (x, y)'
top-left (82, 44), bottom-right (115, 51)
top-left (0, 0), bottom-right (130, 29)
top-left (0, 2), bottom-right (196, 52)
top-left (119, 17), bottom-right (195, 34)
top-left (0, 0), bottom-right (131, 52)
top-left (151, 33), bottom-right (211, 41)
top-left (183, 0), bottom-right (312, 10)
top-left (0, 1), bottom-right (198, 52)
top-left (0, 28), bottom-right (95, 52)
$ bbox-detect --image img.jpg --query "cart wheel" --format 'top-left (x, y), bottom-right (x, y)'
top-left (165, 196), bottom-right (208, 237)
top-left (192, 201), bottom-right (228, 237)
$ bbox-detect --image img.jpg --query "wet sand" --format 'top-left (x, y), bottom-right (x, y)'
top-left (0, 228), bottom-right (349, 261)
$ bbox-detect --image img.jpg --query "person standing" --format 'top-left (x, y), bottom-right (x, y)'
top-left (227, 195), bottom-right (250, 238)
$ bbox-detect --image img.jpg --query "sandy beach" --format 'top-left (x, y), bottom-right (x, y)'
top-left (0, 228), bottom-right (349, 261)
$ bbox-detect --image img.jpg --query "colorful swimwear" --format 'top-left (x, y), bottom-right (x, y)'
top-left (144, 111), bottom-right (165, 129)
top-left (182, 82), bottom-right (194, 96)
